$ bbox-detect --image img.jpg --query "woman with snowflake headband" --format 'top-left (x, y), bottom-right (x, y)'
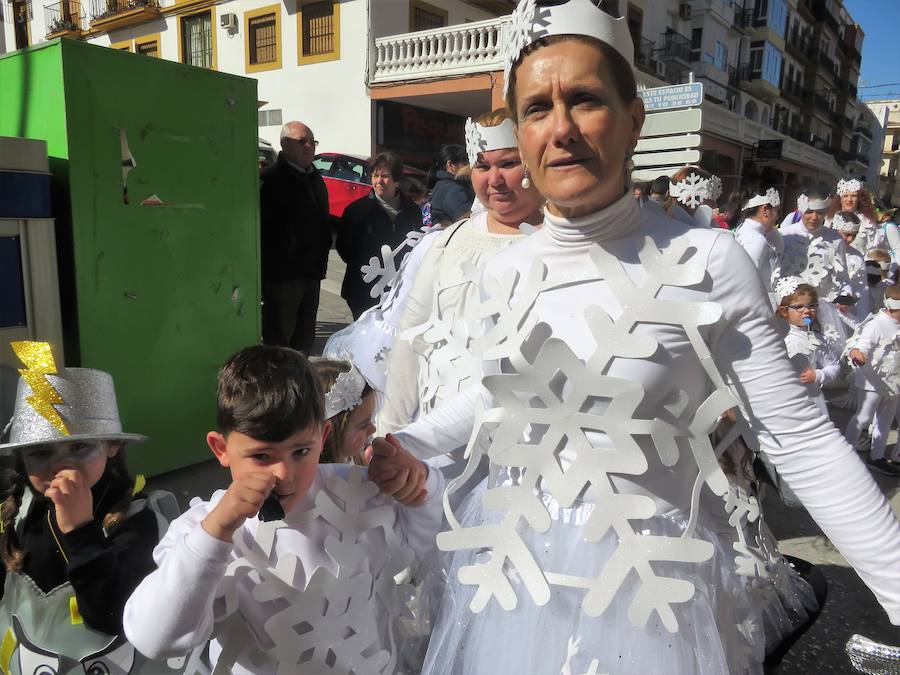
top-left (832, 177), bottom-right (881, 256)
top-left (364, 1), bottom-right (900, 673)
top-left (733, 184), bottom-right (785, 308)
top-left (665, 165), bottom-right (724, 228)
top-left (776, 187), bottom-right (857, 342)
top-left (378, 108), bottom-right (544, 461)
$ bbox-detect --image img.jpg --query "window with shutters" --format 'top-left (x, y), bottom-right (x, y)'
top-left (410, 1), bottom-right (446, 31)
top-left (179, 10), bottom-right (215, 69)
top-left (246, 5), bottom-right (281, 72)
top-left (298, 0), bottom-right (339, 65)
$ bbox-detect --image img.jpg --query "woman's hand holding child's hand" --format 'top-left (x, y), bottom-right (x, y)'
top-left (849, 348), bottom-right (868, 366)
top-left (799, 366), bottom-right (817, 384)
top-left (203, 472), bottom-right (276, 542)
top-left (45, 469), bottom-right (93, 534)
top-left (367, 434), bottom-right (428, 506)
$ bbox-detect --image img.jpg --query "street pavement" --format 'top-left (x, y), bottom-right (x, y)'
top-left (150, 250), bottom-right (900, 673)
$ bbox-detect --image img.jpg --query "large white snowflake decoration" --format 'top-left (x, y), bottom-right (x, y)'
top-left (437, 234), bottom-right (741, 633)
top-left (871, 333), bottom-right (900, 395)
top-left (723, 484), bottom-right (769, 578)
top-left (778, 235), bottom-right (843, 300)
top-left (774, 276), bottom-right (802, 302)
top-left (362, 225), bottom-right (441, 303)
top-left (669, 173), bottom-right (721, 209)
top-left (324, 367), bottom-right (366, 419)
top-left (796, 194), bottom-right (810, 214)
top-left (211, 468), bottom-right (415, 674)
top-left (560, 637), bottom-right (607, 675)
top-left (464, 117), bottom-right (483, 167)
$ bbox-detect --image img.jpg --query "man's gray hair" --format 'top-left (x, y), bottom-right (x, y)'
top-left (280, 121), bottom-right (312, 141)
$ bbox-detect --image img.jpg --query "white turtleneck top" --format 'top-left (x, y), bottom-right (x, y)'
top-left (393, 191), bottom-right (900, 625)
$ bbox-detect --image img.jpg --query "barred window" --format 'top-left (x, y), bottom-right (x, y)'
top-left (249, 12), bottom-right (277, 64)
top-left (181, 11), bottom-right (213, 69)
top-left (257, 109), bottom-right (283, 127)
top-left (412, 6), bottom-right (444, 31)
top-left (137, 40), bottom-right (158, 57)
top-left (302, 1), bottom-right (333, 56)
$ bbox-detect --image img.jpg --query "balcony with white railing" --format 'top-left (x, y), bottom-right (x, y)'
top-left (370, 16), bottom-right (508, 85)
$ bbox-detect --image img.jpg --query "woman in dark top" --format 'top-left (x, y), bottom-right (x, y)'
top-left (428, 145), bottom-right (475, 225)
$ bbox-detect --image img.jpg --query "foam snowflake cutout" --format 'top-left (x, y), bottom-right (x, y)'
top-left (723, 484), bottom-right (769, 578)
top-left (213, 468), bottom-right (414, 673)
top-left (670, 173), bottom-right (716, 208)
top-left (438, 234), bottom-right (740, 633)
top-left (502, 0), bottom-right (538, 97)
top-left (362, 225), bottom-right (440, 304)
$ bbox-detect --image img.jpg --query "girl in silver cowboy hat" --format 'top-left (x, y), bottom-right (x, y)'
top-left (0, 341), bottom-right (185, 674)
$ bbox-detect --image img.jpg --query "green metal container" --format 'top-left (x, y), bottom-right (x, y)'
top-left (0, 40), bottom-right (261, 475)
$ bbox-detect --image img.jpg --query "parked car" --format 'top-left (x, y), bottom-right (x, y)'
top-left (258, 137), bottom-right (277, 170)
top-left (314, 152), bottom-right (427, 219)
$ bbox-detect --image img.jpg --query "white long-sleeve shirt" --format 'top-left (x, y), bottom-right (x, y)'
top-left (123, 464), bottom-right (444, 673)
top-left (734, 217), bottom-right (782, 301)
top-left (783, 323), bottom-right (841, 406)
top-left (394, 191), bottom-right (900, 625)
top-left (778, 220), bottom-right (852, 301)
top-left (848, 310), bottom-right (900, 393)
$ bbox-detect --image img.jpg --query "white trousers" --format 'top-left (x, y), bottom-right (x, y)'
top-left (845, 390), bottom-right (900, 460)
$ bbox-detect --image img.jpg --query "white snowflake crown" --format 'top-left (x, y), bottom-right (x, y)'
top-left (743, 187), bottom-right (780, 211)
top-left (503, 0), bottom-right (635, 99)
top-left (831, 212), bottom-right (859, 234)
top-left (323, 363), bottom-right (368, 419)
top-left (796, 193), bottom-right (829, 212)
top-left (464, 117), bottom-right (518, 166)
top-left (885, 297), bottom-right (900, 310)
top-left (836, 178), bottom-right (863, 196)
top-left (774, 276), bottom-right (804, 302)
top-left (668, 171), bottom-right (723, 209)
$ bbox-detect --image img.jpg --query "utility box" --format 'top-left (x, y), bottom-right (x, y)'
top-left (0, 40), bottom-right (261, 475)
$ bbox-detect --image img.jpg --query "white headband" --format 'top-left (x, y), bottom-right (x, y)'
top-left (669, 172), bottom-right (723, 208)
top-left (774, 276), bottom-right (803, 302)
top-left (323, 365), bottom-right (368, 419)
top-left (464, 117), bottom-right (518, 166)
top-left (884, 297), bottom-right (900, 310)
top-left (836, 178), bottom-right (863, 196)
top-left (503, 0), bottom-right (634, 99)
top-left (743, 187), bottom-right (781, 211)
top-left (831, 212), bottom-right (860, 234)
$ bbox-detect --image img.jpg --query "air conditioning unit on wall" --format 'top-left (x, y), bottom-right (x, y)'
top-left (220, 13), bottom-right (237, 30)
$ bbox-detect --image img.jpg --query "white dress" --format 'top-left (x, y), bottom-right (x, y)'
top-left (391, 192), bottom-right (900, 675)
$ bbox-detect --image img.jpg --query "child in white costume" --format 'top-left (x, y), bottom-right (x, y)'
top-left (0, 341), bottom-right (185, 675)
top-left (369, 2), bottom-right (900, 673)
top-left (312, 359), bottom-right (377, 465)
top-left (835, 177), bottom-right (880, 256)
top-left (843, 287), bottom-right (900, 476)
top-left (123, 345), bottom-right (444, 674)
top-left (775, 278), bottom-right (841, 415)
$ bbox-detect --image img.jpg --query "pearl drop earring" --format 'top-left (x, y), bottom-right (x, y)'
top-left (625, 153), bottom-right (635, 173)
top-left (521, 166), bottom-right (532, 189)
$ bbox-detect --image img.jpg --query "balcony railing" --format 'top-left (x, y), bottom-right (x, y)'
top-left (44, 0), bottom-right (81, 35)
top-left (856, 124), bottom-right (873, 140)
top-left (733, 6), bottom-right (752, 30)
top-left (812, 0), bottom-right (841, 34)
top-left (88, 0), bottom-right (156, 24)
top-left (371, 16), bottom-right (506, 84)
top-left (658, 29), bottom-right (691, 62)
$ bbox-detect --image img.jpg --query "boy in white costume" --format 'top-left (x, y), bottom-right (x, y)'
top-left (124, 345), bottom-right (444, 673)
top-left (844, 286), bottom-right (900, 477)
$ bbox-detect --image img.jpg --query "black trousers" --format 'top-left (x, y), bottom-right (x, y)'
top-left (262, 278), bottom-right (321, 354)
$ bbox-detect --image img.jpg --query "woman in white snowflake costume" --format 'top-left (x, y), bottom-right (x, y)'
top-left (734, 185), bottom-right (785, 308)
top-left (379, 107), bottom-right (544, 440)
top-left (833, 178), bottom-right (881, 256)
top-left (367, 2), bottom-right (900, 673)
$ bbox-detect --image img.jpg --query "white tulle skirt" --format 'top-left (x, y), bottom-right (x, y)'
top-left (416, 479), bottom-right (817, 675)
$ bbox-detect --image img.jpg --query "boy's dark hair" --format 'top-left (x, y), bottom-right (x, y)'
top-left (217, 345), bottom-right (324, 442)
top-left (649, 176), bottom-right (670, 196)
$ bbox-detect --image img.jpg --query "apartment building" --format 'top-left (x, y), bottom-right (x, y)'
top-left (867, 98), bottom-right (900, 208)
top-left (0, 0), bottom-right (870, 191)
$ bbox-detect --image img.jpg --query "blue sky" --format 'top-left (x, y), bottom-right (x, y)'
top-left (844, 0), bottom-right (900, 99)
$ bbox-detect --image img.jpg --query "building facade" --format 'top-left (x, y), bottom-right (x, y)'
top-left (867, 98), bottom-right (900, 208)
top-left (0, 0), bottom-right (870, 193)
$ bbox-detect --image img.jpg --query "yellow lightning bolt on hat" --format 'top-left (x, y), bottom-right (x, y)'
top-left (11, 341), bottom-right (69, 436)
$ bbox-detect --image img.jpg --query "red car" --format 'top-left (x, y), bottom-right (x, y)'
top-left (313, 153), bottom-right (426, 219)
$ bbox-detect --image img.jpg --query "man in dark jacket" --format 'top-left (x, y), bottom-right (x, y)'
top-left (336, 152), bottom-right (423, 319)
top-left (260, 121), bottom-right (331, 353)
